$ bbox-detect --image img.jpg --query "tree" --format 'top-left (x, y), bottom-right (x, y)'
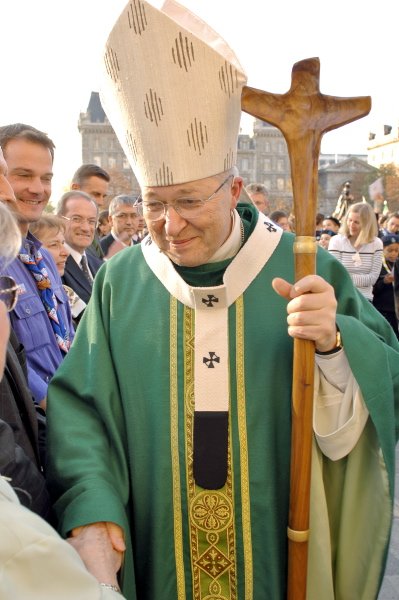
top-left (377, 163), bottom-right (399, 212)
top-left (107, 166), bottom-right (140, 202)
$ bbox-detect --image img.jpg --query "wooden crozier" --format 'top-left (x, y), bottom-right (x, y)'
top-left (241, 58), bottom-right (371, 600)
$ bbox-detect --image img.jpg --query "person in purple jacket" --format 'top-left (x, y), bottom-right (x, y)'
top-left (0, 124), bottom-right (74, 409)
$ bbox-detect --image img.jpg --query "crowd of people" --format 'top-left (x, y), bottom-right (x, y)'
top-left (1, 0), bottom-right (399, 599)
top-left (246, 183), bottom-right (399, 340)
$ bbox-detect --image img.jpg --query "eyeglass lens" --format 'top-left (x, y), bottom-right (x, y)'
top-left (0, 276), bottom-right (19, 311)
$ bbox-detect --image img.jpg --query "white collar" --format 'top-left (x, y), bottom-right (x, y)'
top-left (65, 243), bottom-right (86, 266)
top-left (141, 209), bottom-right (282, 308)
top-left (141, 209), bottom-right (282, 415)
top-left (207, 209), bottom-right (242, 263)
top-left (111, 229), bottom-right (133, 247)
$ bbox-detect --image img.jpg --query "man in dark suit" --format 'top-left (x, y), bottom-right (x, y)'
top-left (56, 191), bottom-right (104, 305)
top-left (100, 194), bottom-right (140, 259)
top-left (70, 164), bottom-right (111, 259)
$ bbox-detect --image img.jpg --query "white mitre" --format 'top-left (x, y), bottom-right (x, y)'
top-left (100, 0), bottom-right (247, 187)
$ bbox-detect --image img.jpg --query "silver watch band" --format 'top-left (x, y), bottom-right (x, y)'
top-left (99, 582), bottom-right (121, 594)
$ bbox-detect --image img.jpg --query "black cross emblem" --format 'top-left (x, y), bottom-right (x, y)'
top-left (202, 294), bottom-right (219, 307)
top-left (203, 352), bottom-right (220, 368)
top-left (264, 221), bottom-right (277, 232)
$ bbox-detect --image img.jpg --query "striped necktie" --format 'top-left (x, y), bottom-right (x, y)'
top-left (80, 254), bottom-right (93, 286)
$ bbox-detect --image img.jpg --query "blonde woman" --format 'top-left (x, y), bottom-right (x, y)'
top-left (328, 202), bottom-right (383, 300)
top-left (30, 215), bottom-right (86, 325)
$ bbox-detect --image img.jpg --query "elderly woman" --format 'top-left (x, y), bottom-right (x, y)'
top-left (30, 215), bottom-right (86, 325)
top-left (328, 201), bottom-right (383, 300)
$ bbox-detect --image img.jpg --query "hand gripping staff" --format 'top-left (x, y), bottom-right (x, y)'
top-left (241, 57), bottom-right (371, 600)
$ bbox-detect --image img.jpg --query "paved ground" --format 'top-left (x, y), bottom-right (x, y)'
top-left (378, 444), bottom-right (399, 599)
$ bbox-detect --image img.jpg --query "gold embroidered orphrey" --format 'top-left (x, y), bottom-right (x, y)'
top-left (170, 297), bottom-right (253, 599)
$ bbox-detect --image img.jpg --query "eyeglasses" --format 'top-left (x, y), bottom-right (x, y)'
top-left (137, 175), bottom-right (234, 222)
top-left (61, 215), bottom-right (97, 227)
top-left (0, 275), bottom-right (19, 312)
top-left (113, 212), bottom-right (139, 220)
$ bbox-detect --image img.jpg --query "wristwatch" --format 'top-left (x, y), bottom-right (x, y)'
top-left (315, 328), bottom-right (342, 355)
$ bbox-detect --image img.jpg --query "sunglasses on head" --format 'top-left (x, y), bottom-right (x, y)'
top-left (0, 276), bottom-right (19, 312)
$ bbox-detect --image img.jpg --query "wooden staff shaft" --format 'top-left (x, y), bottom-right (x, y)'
top-left (241, 59), bottom-right (371, 599)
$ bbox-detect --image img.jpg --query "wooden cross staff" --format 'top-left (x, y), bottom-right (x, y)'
top-left (241, 57), bottom-right (371, 600)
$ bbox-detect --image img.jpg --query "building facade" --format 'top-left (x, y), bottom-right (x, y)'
top-left (368, 124), bottom-right (399, 168)
top-left (78, 92), bottom-right (140, 195)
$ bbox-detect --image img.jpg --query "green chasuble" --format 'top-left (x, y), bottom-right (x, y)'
top-left (47, 205), bottom-right (399, 600)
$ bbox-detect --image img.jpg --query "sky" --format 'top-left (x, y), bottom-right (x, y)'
top-left (1, 0), bottom-right (397, 201)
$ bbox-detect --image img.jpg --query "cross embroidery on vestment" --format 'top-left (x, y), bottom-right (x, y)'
top-left (203, 352), bottom-right (220, 368)
top-left (264, 221), bottom-right (277, 233)
top-left (201, 294), bottom-right (219, 307)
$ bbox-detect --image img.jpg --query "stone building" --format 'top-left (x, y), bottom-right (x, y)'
top-left (78, 92), bottom-right (141, 195)
top-left (237, 119), bottom-right (292, 212)
top-left (368, 124), bottom-right (399, 168)
top-left (318, 157), bottom-right (378, 215)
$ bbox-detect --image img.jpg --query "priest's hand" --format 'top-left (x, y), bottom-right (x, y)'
top-left (68, 521), bottom-right (126, 586)
top-left (272, 275), bottom-right (338, 352)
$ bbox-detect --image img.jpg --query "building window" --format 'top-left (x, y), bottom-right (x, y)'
top-left (277, 159), bottom-right (284, 172)
top-left (277, 178), bottom-right (285, 191)
top-left (264, 142), bottom-right (271, 153)
top-left (241, 158), bottom-right (249, 171)
top-left (123, 158), bottom-right (130, 170)
top-left (93, 156), bottom-right (102, 167)
top-left (278, 143), bottom-right (285, 154)
top-left (264, 179), bottom-right (272, 191)
top-left (263, 158), bottom-right (271, 172)
top-left (108, 156), bottom-right (116, 169)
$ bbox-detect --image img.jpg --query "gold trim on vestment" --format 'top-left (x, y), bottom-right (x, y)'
top-left (184, 306), bottom-right (237, 600)
top-left (171, 299), bottom-right (254, 598)
top-left (170, 297), bottom-right (186, 599)
top-left (236, 295), bottom-right (253, 598)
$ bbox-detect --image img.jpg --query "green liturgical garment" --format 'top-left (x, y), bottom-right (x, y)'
top-left (47, 205), bottom-right (399, 599)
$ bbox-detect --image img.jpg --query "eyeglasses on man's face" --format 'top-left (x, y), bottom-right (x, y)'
top-left (61, 215), bottom-right (97, 227)
top-left (0, 276), bottom-right (19, 312)
top-left (113, 212), bottom-right (139, 220)
top-left (137, 174), bottom-right (234, 222)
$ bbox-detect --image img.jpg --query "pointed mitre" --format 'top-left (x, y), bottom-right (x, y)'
top-left (100, 0), bottom-right (247, 187)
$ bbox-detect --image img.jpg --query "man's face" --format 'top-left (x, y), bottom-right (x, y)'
top-left (63, 197), bottom-right (97, 253)
top-left (143, 173), bottom-right (241, 267)
top-left (250, 192), bottom-right (269, 215)
top-left (3, 138), bottom-right (52, 224)
top-left (0, 148), bottom-right (16, 208)
top-left (110, 205), bottom-right (139, 240)
top-left (78, 176), bottom-right (109, 208)
top-left (386, 216), bottom-right (399, 234)
top-left (323, 219), bottom-right (339, 233)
